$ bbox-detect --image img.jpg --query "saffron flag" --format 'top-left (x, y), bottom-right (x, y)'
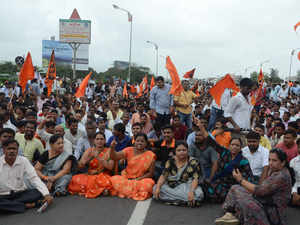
top-left (137, 75), bottom-right (148, 98)
top-left (166, 56), bottom-right (183, 96)
top-left (130, 85), bottom-right (137, 93)
top-left (123, 82), bottom-right (128, 98)
top-left (209, 74), bottom-right (240, 106)
top-left (44, 50), bottom-right (56, 96)
top-left (258, 68), bottom-right (263, 83)
top-left (294, 21), bottom-right (300, 31)
top-left (183, 68), bottom-right (195, 79)
top-left (18, 52), bottom-right (35, 93)
top-left (150, 76), bottom-right (155, 91)
top-left (75, 71), bottom-right (92, 98)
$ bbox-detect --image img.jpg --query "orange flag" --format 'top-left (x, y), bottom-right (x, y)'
top-left (209, 74), bottom-right (240, 106)
top-left (294, 21), bottom-right (300, 31)
top-left (150, 76), bottom-right (155, 90)
top-left (75, 71), bottom-right (92, 98)
top-left (166, 56), bottom-right (183, 96)
top-left (123, 82), bottom-right (128, 98)
top-left (130, 85), bottom-right (137, 93)
top-left (137, 75), bottom-right (148, 98)
top-left (183, 68), bottom-right (195, 79)
top-left (18, 52), bottom-right (34, 93)
top-left (44, 50), bottom-right (56, 96)
top-left (258, 68), bottom-right (263, 83)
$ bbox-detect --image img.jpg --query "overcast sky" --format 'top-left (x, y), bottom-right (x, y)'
top-left (1, 0), bottom-right (300, 79)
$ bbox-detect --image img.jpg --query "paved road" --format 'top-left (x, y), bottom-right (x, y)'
top-left (1, 196), bottom-right (299, 225)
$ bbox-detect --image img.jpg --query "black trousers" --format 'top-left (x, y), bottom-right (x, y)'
top-left (0, 189), bottom-right (42, 213)
top-left (155, 113), bottom-right (171, 127)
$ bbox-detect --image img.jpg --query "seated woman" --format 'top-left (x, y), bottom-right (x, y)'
top-left (68, 132), bottom-right (114, 198)
top-left (211, 117), bottom-right (231, 149)
top-left (109, 133), bottom-right (156, 200)
top-left (35, 134), bottom-right (74, 196)
top-left (196, 119), bottom-right (253, 203)
top-left (153, 141), bottom-right (204, 207)
top-left (290, 138), bottom-right (300, 206)
top-left (216, 149), bottom-right (293, 225)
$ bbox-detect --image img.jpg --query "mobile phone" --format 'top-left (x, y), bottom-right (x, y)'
top-left (297, 187), bottom-right (300, 195)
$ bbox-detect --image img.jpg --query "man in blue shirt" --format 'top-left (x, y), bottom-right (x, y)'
top-left (107, 123), bottom-right (131, 152)
top-left (150, 76), bottom-right (173, 127)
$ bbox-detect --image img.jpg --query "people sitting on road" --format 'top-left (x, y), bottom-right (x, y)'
top-left (153, 141), bottom-right (204, 207)
top-left (74, 120), bottom-right (97, 161)
top-left (34, 134), bottom-right (74, 197)
top-left (290, 138), bottom-right (300, 206)
top-left (172, 115), bottom-right (188, 141)
top-left (0, 128), bottom-right (23, 156)
top-left (109, 133), bottom-right (156, 200)
top-left (152, 125), bottom-right (179, 181)
top-left (188, 128), bottom-right (218, 181)
top-left (196, 119), bottom-right (254, 203)
top-left (276, 129), bottom-right (298, 162)
top-left (0, 139), bottom-right (53, 213)
top-left (254, 123), bottom-right (272, 150)
top-left (68, 132), bottom-right (114, 198)
top-left (216, 148), bottom-right (292, 225)
top-left (129, 122), bottom-right (142, 146)
top-left (15, 120), bottom-right (45, 164)
top-left (211, 117), bottom-right (231, 149)
top-left (242, 131), bottom-right (269, 184)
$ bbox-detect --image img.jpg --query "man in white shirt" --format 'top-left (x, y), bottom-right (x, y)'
top-left (242, 131), bottom-right (269, 184)
top-left (225, 78), bottom-right (253, 130)
top-left (64, 118), bottom-right (85, 153)
top-left (97, 115), bottom-right (113, 143)
top-left (0, 140), bottom-right (53, 213)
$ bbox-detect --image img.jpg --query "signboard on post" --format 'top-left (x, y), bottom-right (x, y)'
top-left (42, 40), bottom-right (89, 70)
top-left (59, 19), bottom-right (91, 44)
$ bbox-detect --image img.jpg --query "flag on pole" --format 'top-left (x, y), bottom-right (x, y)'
top-left (183, 68), bottom-right (196, 79)
top-left (137, 75), bottom-right (148, 98)
top-left (130, 85), bottom-right (137, 93)
top-left (44, 50), bottom-right (56, 96)
top-left (258, 68), bottom-right (263, 83)
top-left (75, 71), bottom-right (92, 98)
top-left (150, 76), bottom-right (155, 91)
top-left (18, 52), bottom-right (35, 93)
top-left (294, 21), bottom-right (300, 31)
top-left (123, 82), bottom-right (128, 98)
top-left (209, 74), bottom-right (240, 106)
top-left (166, 56), bottom-right (183, 96)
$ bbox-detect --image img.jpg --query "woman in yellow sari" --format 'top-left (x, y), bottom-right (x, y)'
top-left (68, 132), bottom-right (114, 198)
top-left (110, 133), bottom-right (156, 200)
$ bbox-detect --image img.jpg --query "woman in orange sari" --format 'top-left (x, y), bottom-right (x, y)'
top-left (110, 133), bottom-right (156, 200)
top-left (68, 132), bottom-right (114, 198)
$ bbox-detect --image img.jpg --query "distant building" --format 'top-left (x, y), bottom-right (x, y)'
top-left (114, 61), bottom-right (129, 70)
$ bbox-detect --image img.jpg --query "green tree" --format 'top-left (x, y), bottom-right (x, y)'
top-left (250, 71), bottom-right (259, 81)
top-left (269, 68), bottom-right (282, 83)
top-left (0, 62), bottom-right (18, 75)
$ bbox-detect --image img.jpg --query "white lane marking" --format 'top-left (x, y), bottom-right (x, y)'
top-left (126, 199), bottom-right (152, 225)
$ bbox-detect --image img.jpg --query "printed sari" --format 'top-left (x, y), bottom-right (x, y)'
top-left (68, 148), bottom-right (113, 198)
top-left (110, 147), bottom-right (156, 200)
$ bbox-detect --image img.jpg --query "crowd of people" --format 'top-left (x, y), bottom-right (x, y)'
top-left (0, 75), bottom-right (300, 225)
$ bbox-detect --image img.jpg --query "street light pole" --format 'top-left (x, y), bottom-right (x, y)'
top-left (146, 41), bottom-right (158, 76)
top-left (113, 4), bottom-right (133, 83)
top-left (289, 49), bottom-right (300, 81)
